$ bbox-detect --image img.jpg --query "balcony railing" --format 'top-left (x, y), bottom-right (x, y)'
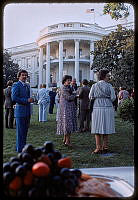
top-left (39, 22), bottom-right (107, 37)
top-left (43, 55), bottom-right (90, 64)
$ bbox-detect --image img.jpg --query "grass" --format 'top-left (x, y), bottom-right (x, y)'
top-left (3, 105), bottom-right (134, 169)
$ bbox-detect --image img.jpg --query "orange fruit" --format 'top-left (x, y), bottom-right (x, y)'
top-left (57, 157), bottom-right (72, 168)
top-left (23, 170), bottom-right (33, 185)
top-left (9, 176), bottom-right (22, 190)
top-left (32, 162), bottom-right (50, 177)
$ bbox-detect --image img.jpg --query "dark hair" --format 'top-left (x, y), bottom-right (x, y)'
top-left (62, 75), bottom-right (72, 85)
top-left (82, 79), bottom-right (88, 85)
top-left (98, 69), bottom-right (109, 80)
top-left (17, 70), bottom-right (28, 78)
top-left (42, 84), bottom-right (46, 88)
top-left (7, 80), bottom-right (13, 86)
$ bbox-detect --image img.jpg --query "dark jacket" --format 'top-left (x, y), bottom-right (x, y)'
top-left (79, 85), bottom-right (90, 110)
top-left (4, 86), bottom-right (13, 108)
top-left (49, 91), bottom-right (56, 104)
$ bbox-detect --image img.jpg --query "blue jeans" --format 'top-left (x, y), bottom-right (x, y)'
top-left (39, 102), bottom-right (49, 122)
top-left (15, 117), bottom-right (30, 152)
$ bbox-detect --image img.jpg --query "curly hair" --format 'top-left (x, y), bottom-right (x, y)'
top-left (62, 75), bottom-right (72, 84)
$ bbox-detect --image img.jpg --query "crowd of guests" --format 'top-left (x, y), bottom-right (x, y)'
top-left (3, 69), bottom-right (134, 154)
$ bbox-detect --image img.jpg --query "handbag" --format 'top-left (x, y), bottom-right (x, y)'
top-left (90, 98), bottom-right (95, 113)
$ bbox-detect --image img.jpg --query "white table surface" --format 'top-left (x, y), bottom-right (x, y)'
top-left (80, 166), bottom-right (134, 187)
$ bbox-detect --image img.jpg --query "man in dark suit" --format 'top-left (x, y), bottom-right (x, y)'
top-left (70, 78), bottom-right (78, 106)
top-left (11, 70), bottom-right (34, 152)
top-left (49, 88), bottom-right (56, 114)
top-left (4, 80), bottom-right (14, 128)
top-left (70, 78), bottom-right (77, 91)
top-left (78, 79), bottom-right (90, 132)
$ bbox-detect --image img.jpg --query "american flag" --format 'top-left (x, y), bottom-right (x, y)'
top-left (86, 9), bottom-right (94, 13)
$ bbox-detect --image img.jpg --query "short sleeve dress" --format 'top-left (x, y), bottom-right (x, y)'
top-left (56, 85), bottom-right (77, 135)
top-left (89, 80), bottom-right (116, 134)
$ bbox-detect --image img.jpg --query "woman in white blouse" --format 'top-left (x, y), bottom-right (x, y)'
top-left (89, 69), bottom-right (116, 154)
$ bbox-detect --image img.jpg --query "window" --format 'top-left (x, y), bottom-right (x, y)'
top-left (43, 48), bottom-right (46, 56)
top-left (63, 49), bottom-right (66, 58)
top-left (64, 23), bottom-right (73, 27)
top-left (79, 70), bottom-right (82, 82)
top-left (79, 49), bottom-right (82, 58)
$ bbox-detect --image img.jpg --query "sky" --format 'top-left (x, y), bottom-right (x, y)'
top-left (3, 3), bottom-right (134, 49)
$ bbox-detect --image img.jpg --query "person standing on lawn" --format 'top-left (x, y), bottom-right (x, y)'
top-left (55, 87), bottom-right (61, 121)
top-left (78, 79), bottom-right (90, 132)
top-left (118, 86), bottom-right (130, 106)
top-left (4, 80), bottom-right (14, 129)
top-left (70, 78), bottom-right (78, 107)
top-left (37, 84), bottom-right (50, 122)
top-left (89, 69), bottom-right (116, 154)
top-left (49, 87), bottom-right (56, 114)
top-left (56, 75), bottom-right (77, 146)
top-left (11, 70), bottom-right (34, 152)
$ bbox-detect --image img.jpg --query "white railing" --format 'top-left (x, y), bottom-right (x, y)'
top-left (6, 43), bottom-right (38, 54)
top-left (39, 22), bottom-right (107, 37)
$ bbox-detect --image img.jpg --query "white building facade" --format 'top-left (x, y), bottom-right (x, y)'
top-left (6, 21), bottom-right (134, 88)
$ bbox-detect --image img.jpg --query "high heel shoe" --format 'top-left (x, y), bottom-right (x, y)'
top-left (91, 148), bottom-right (102, 154)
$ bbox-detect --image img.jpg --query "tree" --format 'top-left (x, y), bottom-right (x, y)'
top-left (91, 25), bottom-right (134, 89)
top-left (103, 3), bottom-right (130, 20)
top-left (3, 50), bottom-right (19, 88)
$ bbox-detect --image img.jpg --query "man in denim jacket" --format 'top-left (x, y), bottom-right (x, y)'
top-left (11, 70), bottom-right (34, 152)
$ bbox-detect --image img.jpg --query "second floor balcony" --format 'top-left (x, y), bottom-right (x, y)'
top-left (43, 55), bottom-right (90, 64)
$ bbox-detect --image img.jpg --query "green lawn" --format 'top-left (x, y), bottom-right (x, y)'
top-left (3, 105), bottom-right (134, 168)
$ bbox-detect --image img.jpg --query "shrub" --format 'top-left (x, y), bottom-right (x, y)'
top-left (117, 98), bottom-right (134, 123)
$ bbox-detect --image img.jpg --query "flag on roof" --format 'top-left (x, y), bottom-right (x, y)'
top-left (86, 9), bottom-right (94, 13)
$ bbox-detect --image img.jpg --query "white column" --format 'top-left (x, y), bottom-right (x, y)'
top-left (75, 39), bottom-right (80, 86)
top-left (43, 45), bottom-right (46, 84)
top-left (23, 57), bottom-right (25, 67)
top-left (90, 41), bottom-right (94, 81)
top-left (35, 56), bottom-right (37, 70)
top-left (46, 42), bottom-right (50, 88)
top-left (39, 47), bottom-right (43, 88)
top-left (58, 40), bottom-right (63, 87)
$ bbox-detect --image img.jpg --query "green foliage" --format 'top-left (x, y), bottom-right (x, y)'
top-left (103, 3), bottom-right (130, 20)
top-left (91, 25), bottom-right (134, 89)
top-left (3, 50), bottom-right (19, 88)
top-left (118, 98), bottom-right (134, 123)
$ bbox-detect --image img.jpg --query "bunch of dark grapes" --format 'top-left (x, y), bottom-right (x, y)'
top-left (3, 141), bottom-right (82, 198)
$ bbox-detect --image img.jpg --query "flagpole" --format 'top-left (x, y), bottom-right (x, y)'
top-left (86, 9), bottom-right (95, 24)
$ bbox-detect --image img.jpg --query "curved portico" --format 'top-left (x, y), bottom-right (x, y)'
top-left (36, 22), bottom-right (107, 87)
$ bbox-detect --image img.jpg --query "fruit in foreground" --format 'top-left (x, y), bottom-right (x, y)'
top-left (57, 157), bottom-right (72, 168)
top-left (9, 176), bottom-right (22, 190)
top-left (32, 162), bottom-right (50, 177)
